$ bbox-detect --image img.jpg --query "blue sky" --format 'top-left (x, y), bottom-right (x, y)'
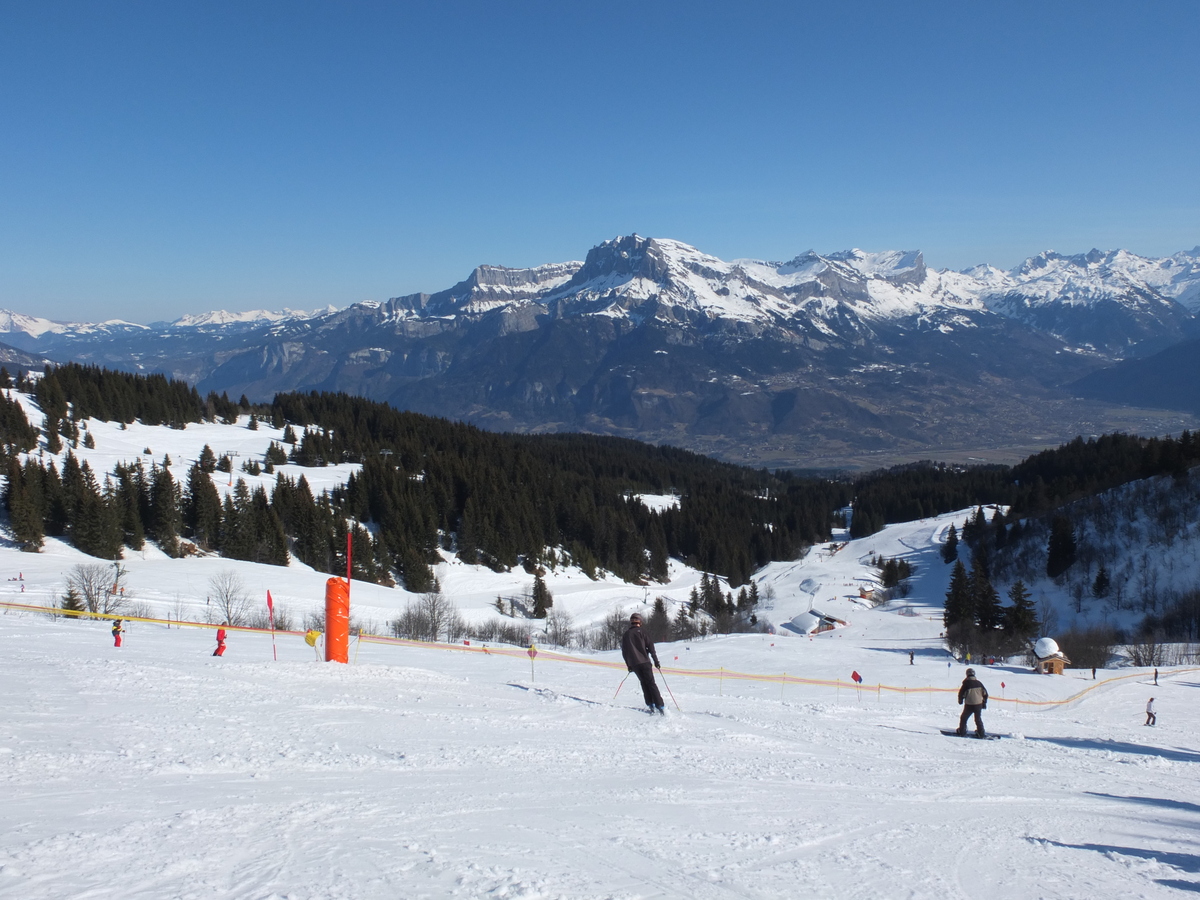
top-left (2, 1), bottom-right (1198, 323)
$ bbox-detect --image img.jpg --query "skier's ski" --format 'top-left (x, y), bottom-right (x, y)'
top-left (506, 683), bottom-right (603, 707)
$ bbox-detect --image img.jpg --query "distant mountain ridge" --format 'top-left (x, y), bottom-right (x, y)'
top-left (2, 235), bottom-right (1199, 467)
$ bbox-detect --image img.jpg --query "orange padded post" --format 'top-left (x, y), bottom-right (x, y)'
top-left (325, 577), bottom-right (350, 663)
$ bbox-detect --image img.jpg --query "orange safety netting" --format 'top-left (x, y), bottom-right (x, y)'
top-left (3, 599), bottom-right (1193, 709)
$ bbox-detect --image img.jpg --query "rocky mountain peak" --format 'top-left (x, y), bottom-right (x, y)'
top-left (565, 234), bottom-right (676, 287)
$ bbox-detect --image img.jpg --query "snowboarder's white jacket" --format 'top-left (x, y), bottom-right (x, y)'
top-left (958, 677), bottom-right (988, 707)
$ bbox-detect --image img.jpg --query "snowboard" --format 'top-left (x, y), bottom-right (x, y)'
top-left (941, 729), bottom-right (1005, 740)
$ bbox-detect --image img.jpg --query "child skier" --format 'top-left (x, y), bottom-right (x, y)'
top-left (213, 625), bottom-right (227, 657)
top-left (111, 619), bottom-right (124, 648)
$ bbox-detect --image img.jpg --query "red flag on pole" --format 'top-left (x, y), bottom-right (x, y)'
top-left (851, 670), bottom-right (863, 684)
top-left (267, 591), bottom-right (278, 661)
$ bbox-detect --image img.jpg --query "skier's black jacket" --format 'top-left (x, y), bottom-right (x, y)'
top-left (621, 626), bottom-right (661, 671)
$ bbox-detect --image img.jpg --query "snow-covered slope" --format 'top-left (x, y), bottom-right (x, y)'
top-left (0, 310), bottom-right (147, 345)
top-left (385, 261), bottom-right (583, 319)
top-left (990, 247), bottom-right (1200, 313)
top-left (0, 310), bottom-right (64, 339)
top-left (979, 249), bottom-right (1194, 345)
top-left (163, 307), bottom-right (337, 330)
top-left (1, 521), bottom-right (1196, 898)
top-left (4, 407), bottom-right (1199, 895)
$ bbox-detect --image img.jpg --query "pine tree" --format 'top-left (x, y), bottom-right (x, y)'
top-left (198, 444), bottom-right (217, 474)
top-left (1003, 580), bottom-right (1038, 644)
top-left (1046, 515), bottom-right (1077, 579)
top-left (44, 413), bottom-right (62, 453)
top-left (531, 573), bottom-right (553, 618)
top-left (970, 541), bottom-right (991, 580)
top-left (265, 442), bottom-right (288, 467)
top-left (6, 458), bottom-right (44, 551)
top-left (245, 486), bottom-right (288, 565)
top-left (646, 596), bottom-right (671, 643)
top-left (943, 560), bottom-right (971, 628)
top-left (219, 494), bottom-right (240, 557)
top-left (70, 468), bottom-right (122, 559)
top-left (148, 463), bottom-right (182, 556)
top-left (113, 465), bottom-right (145, 551)
top-left (970, 562), bottom-right (1002, 631)
top-left (184, 463), bottom-right (222, 550)
top-left (1092, 563), bottom-right (1111, 599)
top-left (61, 585), bottom-right (86, 618)
top-left (673, 604), bottom-right (696, 640)
top-left (646, 516), bottom-right (669, 582)
top-left (941, 523), bottom-right (959, 563)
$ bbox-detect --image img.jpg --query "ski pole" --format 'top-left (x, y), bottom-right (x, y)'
top-left (656, 666), bottom-right (681, 711)
top-left (613, 672), bottom-right (631, 700)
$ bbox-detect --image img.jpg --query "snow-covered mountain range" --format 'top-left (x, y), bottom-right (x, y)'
top-left (2, 236), bottom-right (1198, 466)
top-left (5, 238), bottom-right (1198, 347)
top-left (356, 238), bottom-right (1200, 350)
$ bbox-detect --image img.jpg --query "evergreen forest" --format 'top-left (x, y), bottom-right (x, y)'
top-left (4, 363), bottom-right (1200, 626)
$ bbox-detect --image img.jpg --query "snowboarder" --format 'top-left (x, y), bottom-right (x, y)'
top-left (111, 619), bottom-right (124, 648)
top-left (1146, 697), bottom-right (1156, 726)
top-left (621, 613), bottom-right (664, 714)
top-left (956, 668), bottom-right (988, 737)
top-left (213, 625), bottom-right (227, 657)
top-left (305, 628), bottom-right (322, 661)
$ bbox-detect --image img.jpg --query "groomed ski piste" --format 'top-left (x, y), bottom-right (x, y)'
top-left (1, 409), bottom-right (1199, 898)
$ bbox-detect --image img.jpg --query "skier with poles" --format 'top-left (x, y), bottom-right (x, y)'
top-left (621, 612), bottom-right (665, 715)
top-left (213, 624), bottom-right (228, 657)
top-left (111, 619), bottom-right (125, 648)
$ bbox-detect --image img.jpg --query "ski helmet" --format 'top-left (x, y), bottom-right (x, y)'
top-left (965, 668), bottom-right (976, 677)
top-left (630, 613), bottom-right (642, 624)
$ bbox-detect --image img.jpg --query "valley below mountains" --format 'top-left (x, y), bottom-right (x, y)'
top-left (5, 236), bottom-right (1200, 468)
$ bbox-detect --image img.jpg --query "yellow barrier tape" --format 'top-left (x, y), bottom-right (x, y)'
top-left (5, 599), bottom-right (1195, 709)
top-left (0, 599), bottom-right (305, 637)
top-left (357, 632), bottom-right (1199, 710)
